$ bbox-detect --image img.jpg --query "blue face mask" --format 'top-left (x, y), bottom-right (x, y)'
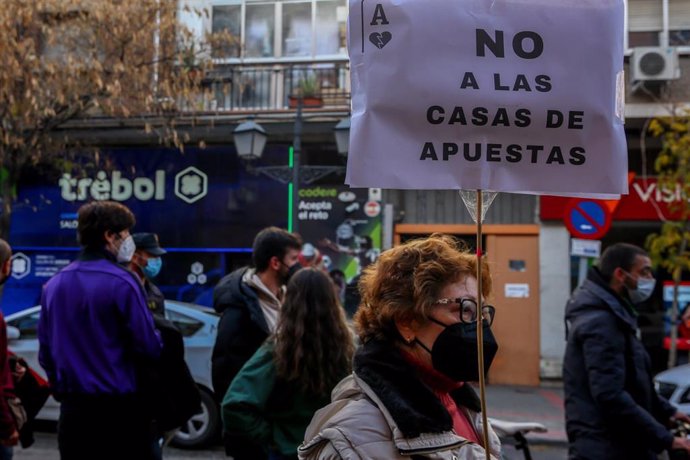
top-left (142, 257), bottom-right (162, 279)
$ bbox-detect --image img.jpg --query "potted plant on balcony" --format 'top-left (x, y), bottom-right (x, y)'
top-left (180, 42), bottom-right (204, 84)
top-left (289, 75), bottom-right (322, 108)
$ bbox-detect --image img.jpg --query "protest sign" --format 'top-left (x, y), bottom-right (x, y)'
top-left (346, 0), bottom-right (627, 198)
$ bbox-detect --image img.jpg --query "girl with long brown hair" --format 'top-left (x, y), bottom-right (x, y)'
top-left (222, 267), bottom-right (354, 460)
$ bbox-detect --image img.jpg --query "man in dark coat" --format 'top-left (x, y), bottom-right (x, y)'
top-left (130, 232), bottom-right (167, 316)
top-left (129, 232), bottom-right (200, 458)
top-left (211, 227), bottom-right (301, 459)
top-left (564, 243), bottom-right (690, 460)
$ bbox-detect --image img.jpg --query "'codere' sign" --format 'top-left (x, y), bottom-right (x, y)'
top-left (346, 0), bottom-right (628, 198)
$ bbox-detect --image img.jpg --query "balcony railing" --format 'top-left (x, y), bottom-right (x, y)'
top-left (190, 60), bottom-right (350, 112)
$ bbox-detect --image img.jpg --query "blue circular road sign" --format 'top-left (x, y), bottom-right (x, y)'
top-left (564, 200), bottom-right (612, 240)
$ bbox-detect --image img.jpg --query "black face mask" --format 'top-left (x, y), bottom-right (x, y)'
top-left (282, 262), bottom-right (302, 284)
top-left (416, 318), bottom-right (499, 382)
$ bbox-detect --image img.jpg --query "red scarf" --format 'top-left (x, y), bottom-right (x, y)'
top-left (401, 350), bottom-right (482, 445)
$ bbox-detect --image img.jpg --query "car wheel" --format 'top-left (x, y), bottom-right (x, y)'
top-left (171, 388), bottom-right (219, 449)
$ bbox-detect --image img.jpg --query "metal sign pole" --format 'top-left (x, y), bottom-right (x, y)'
top-left (475, 189), bottom-right (490, 457)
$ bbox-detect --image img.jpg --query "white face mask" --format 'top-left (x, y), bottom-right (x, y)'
top-left (116, 235), bottom-right (136, 263)
top-left (625, 271), bottom-right (656, 304)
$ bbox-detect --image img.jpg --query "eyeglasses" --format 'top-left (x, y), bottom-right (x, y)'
top-left (433, 298), bottom-right (496, 326)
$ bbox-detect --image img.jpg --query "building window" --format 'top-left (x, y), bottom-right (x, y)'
top-left (212, 5), bottom-right (242, 57)
top-left (315, 0), bottom-right (341, 55)
top-left (283, 2), bottom-right (312, 57)
top-left (246, 3), bottom-right (275, 58)
top-left (627, 0), bottom-right (690, 49)
top-left (629, 31), bottom-right (660, 47)
top-left (40, 11), bottom-right (99, 65)
top-left (670, 30), bottom-right (690, 46)
top-left (210, 0), bottom-right (347, 60)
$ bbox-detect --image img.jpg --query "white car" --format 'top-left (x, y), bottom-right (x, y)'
top-left (655, 364), bottom-right (690, 413)
top-left (6, 301), bottom-right (220, 449)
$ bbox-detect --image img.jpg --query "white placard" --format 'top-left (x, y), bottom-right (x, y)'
top-left (346, 0), bottom-right (627, 198)
top-left (571, 239), bottom-right (602, 258)
top-left (505, 283), bottom-right (530, 298)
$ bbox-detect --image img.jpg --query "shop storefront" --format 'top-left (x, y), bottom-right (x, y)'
top-left (4, 141), bottom-right (382, 321)
top-left (540, 174), bottom-right (687, 373)
top-left (4, 145), bottom-right (289, 315)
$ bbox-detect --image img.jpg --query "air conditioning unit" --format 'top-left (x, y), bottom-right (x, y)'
top-left (631, 47), bottom-right (680, 81)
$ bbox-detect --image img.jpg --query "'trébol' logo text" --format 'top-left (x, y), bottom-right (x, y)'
top-left (59, 170), bottom-right (166, 202)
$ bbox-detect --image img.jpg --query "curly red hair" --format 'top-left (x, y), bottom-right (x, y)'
top-left (354, 234), bottom-right (491, 343)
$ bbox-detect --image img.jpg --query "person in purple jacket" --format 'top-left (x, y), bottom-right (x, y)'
top-left (38, 201), bottom-right (162, 460)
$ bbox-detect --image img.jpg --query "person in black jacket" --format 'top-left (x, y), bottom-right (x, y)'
top-left (564, 243), bottom-right (690, 460)
top-left (128, 232), bottom-right (200, 458)
top-left (138, 316), bottom-right (201, 458)
top-left (130, 233), bottom-right (167, 316)
top-left (211, 227), bottom-right (301, 459)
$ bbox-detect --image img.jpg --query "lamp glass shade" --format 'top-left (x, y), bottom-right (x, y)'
top-left (334, 117), bottom-right (351, 156)
top-left (233, 121), bottom-right (268, 160)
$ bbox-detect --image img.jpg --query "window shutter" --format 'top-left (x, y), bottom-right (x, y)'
top-left (628, 0), bottom-right (662, 32)
top-left (670, 0), bottom-right (690, 30)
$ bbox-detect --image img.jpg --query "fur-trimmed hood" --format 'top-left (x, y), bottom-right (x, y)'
top-left (354, 339), bottom-right (482, 438)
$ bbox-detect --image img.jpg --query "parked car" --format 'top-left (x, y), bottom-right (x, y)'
top-left (654, 364), bottom-right (690, 414)
top-left (5, 301), bottom-right (220, 449)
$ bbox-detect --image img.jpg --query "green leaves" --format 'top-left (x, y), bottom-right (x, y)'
top-left (646, 113), bottom-right (690, 273)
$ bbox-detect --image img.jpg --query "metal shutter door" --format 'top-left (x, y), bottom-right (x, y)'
top-left (670, 0), bottom-right (690, 29)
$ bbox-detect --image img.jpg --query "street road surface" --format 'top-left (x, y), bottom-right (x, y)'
top-left (15, 432), bottom-right (567, 459)
top-left (14, 432), bottom-right (227, 459)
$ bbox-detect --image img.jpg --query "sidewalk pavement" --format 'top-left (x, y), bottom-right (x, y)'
top-left (484, 382), bottom-right (567, 445)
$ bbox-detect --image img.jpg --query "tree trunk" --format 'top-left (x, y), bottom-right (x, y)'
top-left (668, 227), bottom-right (690, 369)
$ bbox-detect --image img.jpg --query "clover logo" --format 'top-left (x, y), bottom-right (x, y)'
top-left (174, 167), bottom-right (208, 204)
top-left (11, 253), bottom-right (31, 280)
top-left (187, 262), bottom-right (207, 285)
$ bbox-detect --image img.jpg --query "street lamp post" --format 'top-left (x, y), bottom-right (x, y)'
top-left (291, 98), bottom-right (303, 233)
top-left (233, 105), bottom-right (350, 234)
top-left (233, 120), bottom-right (267, 160)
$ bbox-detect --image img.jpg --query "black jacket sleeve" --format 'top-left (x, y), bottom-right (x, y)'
top-left (653, 391), bottom-right (678, 423)
top-left (211, 303), bottom-right (268, 403)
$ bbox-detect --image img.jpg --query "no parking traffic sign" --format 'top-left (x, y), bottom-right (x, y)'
top-left (364, 201), bottom-right (381, 218)
top-left (564, 200), bottom-right (612, 240)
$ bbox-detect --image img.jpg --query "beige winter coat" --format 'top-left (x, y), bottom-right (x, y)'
top-left (298, 373), bottom-right (501, 460)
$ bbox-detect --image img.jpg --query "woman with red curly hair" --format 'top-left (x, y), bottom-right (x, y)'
top-left (299, 234), bottom-right (501, 459)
